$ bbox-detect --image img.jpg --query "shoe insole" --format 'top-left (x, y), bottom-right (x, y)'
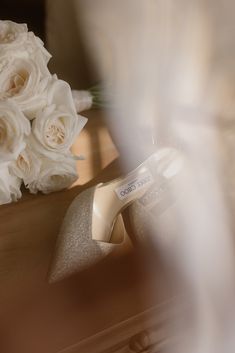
top-left (92, 163), bottom-right (154, 242)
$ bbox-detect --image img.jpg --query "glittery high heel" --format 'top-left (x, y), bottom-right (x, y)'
top-left (48, 153), bottom-right (156, 282)
top-left (48, 148), bottom-right (183, 282)
top-left (48, 187), bottom-right (127, 282)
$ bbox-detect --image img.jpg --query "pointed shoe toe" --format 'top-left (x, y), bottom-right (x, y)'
top-left (48, 187), bottom-right (115, 282)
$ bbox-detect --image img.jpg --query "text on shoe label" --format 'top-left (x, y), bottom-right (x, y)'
top-left (115, 170), bottom-right (154, 200)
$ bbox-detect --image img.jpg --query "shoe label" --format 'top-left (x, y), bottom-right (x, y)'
top-left (115, 169), bottom-right (154, 200)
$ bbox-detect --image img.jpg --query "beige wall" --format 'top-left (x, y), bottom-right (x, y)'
top-left (46, 0), bottom-right (97, 89)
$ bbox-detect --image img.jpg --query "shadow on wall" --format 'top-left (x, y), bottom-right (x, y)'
top-left (0, 0), bottom-right (46, 40)
top-left (46, 0), bottom-right (97, 89)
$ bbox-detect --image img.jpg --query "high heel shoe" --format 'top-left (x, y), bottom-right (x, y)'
top-left (48, 186), bottom-right (127, 282)
top-left (48, 148), bottom-right (184, 282)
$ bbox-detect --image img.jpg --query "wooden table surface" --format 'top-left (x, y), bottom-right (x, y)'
top-left (0, 110), bottom-right (173, 353)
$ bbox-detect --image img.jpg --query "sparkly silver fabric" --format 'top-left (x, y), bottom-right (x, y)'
top-left (49, 187), bottom-right (116, 282)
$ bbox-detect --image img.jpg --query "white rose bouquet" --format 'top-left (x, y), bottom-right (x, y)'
top-left (0, 20), bottom-right (95, 206)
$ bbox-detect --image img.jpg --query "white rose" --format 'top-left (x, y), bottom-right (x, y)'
top-left (9, 144), bottom-right (41, 185)
top-left (0, 100), bottom-right (30, 162)
top-left (0, 20), bottom-right (27, 47)
top-left (32, 107), bottom-right (87, 157)
top-left (46, 76), bottom-right (79, 114)
top-left (31, 77), bottom-right (87, 156)
top-left (0, 20), bottom-right (51, 64)
top-left (0, 56), bottom-right (50, 119)
top-left (0, 164), bottom-right (12, 205)
top-left (9, 173), bottom-right (22, 202)
top-left (22, 31), bottom-right (51, 65)
top-left (27, 154), bottom-right (78, 194)
top-left (0, 163), bottom-right (22, 205)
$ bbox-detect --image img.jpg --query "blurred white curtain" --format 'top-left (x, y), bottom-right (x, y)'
top-left (46, 1), bottom-right (235, 352)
